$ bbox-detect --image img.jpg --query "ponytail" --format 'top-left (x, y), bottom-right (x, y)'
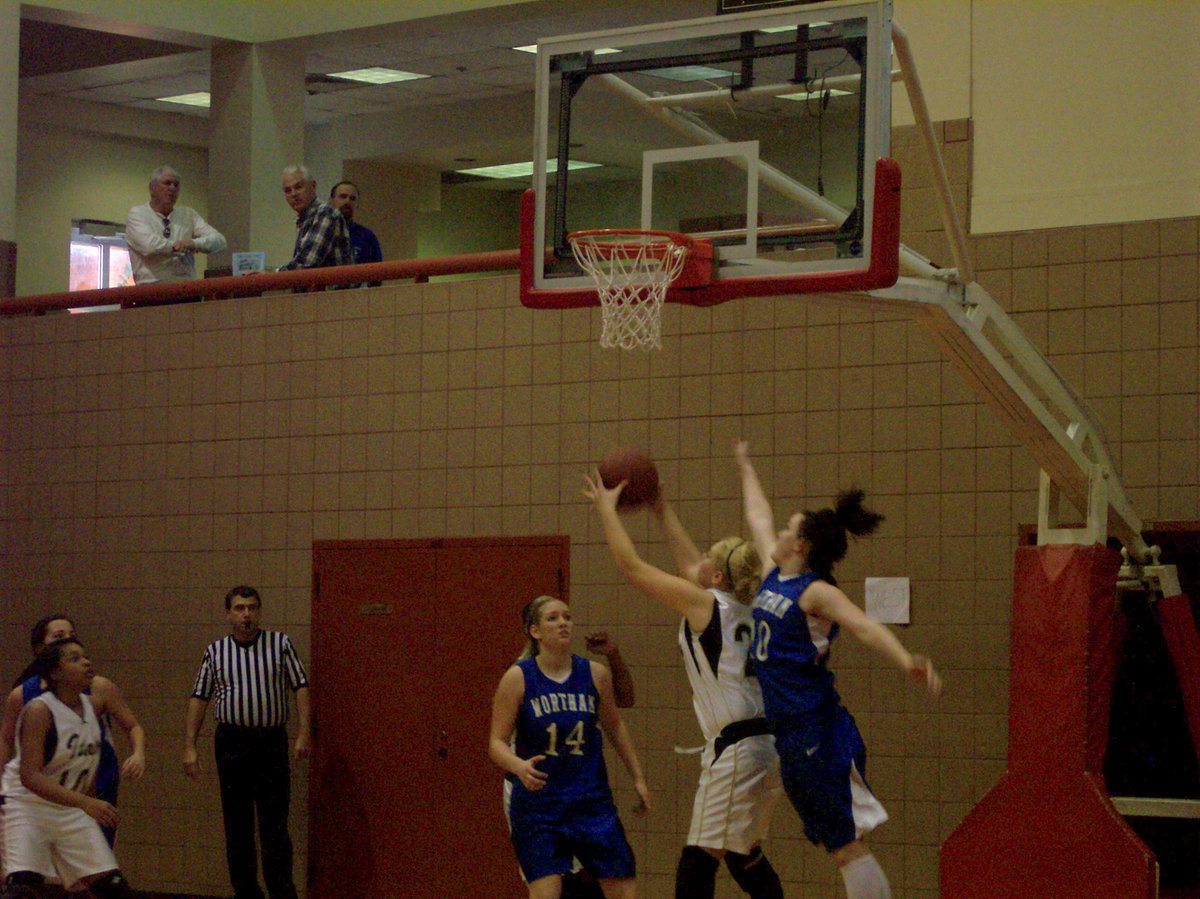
top-left (517, 595), bottom-right (560, 661)
top-left (801, 488), bottom-right (882, 581)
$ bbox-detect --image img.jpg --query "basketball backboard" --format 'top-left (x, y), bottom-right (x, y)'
top-left (520, 0), bottom-right (897, 309)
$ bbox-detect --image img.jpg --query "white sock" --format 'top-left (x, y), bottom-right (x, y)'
top-left (840, 853), bottom-right (892, 899)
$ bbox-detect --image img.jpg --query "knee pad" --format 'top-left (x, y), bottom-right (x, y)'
top-left (86, 870), bottom-right (133, 899)
top-left (3, 871), bottom-right (45, 899)
top-left (725, 847), bottom-right (784, 899)
top-left (675, 845), bottom-right (719, 899)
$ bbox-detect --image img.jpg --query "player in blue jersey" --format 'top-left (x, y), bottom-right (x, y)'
top-left (585, 473), bottom-right (785, 899)
top-left (489, 595), bottom-right (650, 899)
top-left (1, 615), bottom-right (145, 848)
top-left (735, 442), bottom-right (941, 899)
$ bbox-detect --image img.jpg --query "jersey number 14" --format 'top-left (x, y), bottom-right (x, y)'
top-left (544, 720), bottom-right (586, 756)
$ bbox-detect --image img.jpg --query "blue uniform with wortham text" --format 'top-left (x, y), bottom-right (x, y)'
top-left (507, 655), bottom-right (635, 883)
top-left (750, 569), bottom-right (887, 851)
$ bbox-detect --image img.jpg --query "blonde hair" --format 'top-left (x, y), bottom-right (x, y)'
top-left (709, 537), bottom-right (761, 606)
top-left (517, 595), bottom-right (562, 660)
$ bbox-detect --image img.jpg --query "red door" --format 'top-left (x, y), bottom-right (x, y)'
top-left (308, 537), bottom-right (569, 899)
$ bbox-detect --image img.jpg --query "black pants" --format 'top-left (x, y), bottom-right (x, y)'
top-left (214, 725), bottom-right (297, 899)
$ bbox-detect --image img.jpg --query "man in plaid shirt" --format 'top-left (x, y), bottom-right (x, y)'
top-left (278, 164), bottom-right (352, 271)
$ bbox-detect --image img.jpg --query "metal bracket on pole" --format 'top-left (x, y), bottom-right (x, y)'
top-left (1117, 545), bottom-right (1182, 598)
top-left (1037, 463), bottom-right (1108, 548)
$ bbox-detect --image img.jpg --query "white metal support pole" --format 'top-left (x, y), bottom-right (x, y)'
top-left (892, 23), bottom-right (975, 284)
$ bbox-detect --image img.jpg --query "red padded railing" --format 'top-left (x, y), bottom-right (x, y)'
top-left (0, 250), bottom-right (522, 316)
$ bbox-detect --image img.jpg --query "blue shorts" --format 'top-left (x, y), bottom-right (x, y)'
top-left (95, 735), bottom-right (120, 847)
top-left (509, 794), bottom-right (636, 884)
top-left (774, 702), bottom-right (885, 851)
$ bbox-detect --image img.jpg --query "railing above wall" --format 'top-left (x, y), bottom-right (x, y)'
top-left (0, 250), bottom-right (523, 316)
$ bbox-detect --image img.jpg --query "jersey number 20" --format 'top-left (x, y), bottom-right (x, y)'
top-left (752, 621), bottom-right (771, 662)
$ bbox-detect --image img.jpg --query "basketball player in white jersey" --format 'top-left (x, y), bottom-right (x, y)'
top-left (2, 639), bottom-right (134, 898)
top-left (585, 474), bottom-right (784, 899)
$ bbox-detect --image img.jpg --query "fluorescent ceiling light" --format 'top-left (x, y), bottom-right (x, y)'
top-left (328, 67), bottom-right (428, 84)
top-left (456, 159), bottom-right (601, 179)
top-left (647, 65), bottom-right (733, 82)
top-left (157, 92), bottom-right (210, 107)
top-left (513, 44), bottom-right (620, 55)
top-left (778, 87), bottom-right (852, 101)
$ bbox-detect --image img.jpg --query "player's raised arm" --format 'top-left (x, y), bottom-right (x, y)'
top-left (650, 490), bottom-right (705, 581)
top-left (585, 632), bottom-right (635, 708)
top-left (736, 441), bottom-right (777, 575)
top-left (585, 470), bottom-right (714, 633)
top-left (802, 581), bottom-right (942, 696)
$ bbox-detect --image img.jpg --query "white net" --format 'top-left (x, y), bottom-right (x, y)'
top-left (568, 231), bottom-right (691, 351)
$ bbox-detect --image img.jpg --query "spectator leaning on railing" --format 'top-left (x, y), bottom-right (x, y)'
top-left (125, 165), bottom-right (227, 284)
top-left (278, 164), bottom-right (352, 272)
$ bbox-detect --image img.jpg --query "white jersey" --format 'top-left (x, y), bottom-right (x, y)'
top-left (2, 693), bottom-right (103, 804)
top-left (678, 589), bottom-right (768, 742)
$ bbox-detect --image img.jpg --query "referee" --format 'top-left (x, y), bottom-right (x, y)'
top-left (183, 585), bottom-right (311, 899)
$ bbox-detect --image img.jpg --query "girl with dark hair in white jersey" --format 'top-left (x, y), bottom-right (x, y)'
top-left (735, 441), bottom-right (941, 899)
top-left (585, 473), bottom-right (785, 899)
top-left (2, 639), bottom-right (134, 898)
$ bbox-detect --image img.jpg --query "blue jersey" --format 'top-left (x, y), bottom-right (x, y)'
top-left (510, 655), bottom-right (611, 805)
top-left (750, 569), bottom-right (840, 718)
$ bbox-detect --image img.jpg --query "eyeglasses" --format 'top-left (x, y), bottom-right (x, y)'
top-left (162, 215), bottom-right (171, 238)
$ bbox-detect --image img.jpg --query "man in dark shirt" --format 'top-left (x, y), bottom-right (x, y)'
top-left (278, 164), bottom-right (352, 272)
top-left (329, 180), bottom-right (383, 266)
top-left (329, 179), bottom-right (383, 287)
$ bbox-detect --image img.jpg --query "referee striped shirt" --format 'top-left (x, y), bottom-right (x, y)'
top-left (191, 630), bottom-right (309, 728)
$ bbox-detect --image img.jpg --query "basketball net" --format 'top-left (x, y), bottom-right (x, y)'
top-left (568, 230), bottom-right (692, 351)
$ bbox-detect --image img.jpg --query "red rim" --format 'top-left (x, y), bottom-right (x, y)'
top-left (568, 228), bottom-right (694, 256)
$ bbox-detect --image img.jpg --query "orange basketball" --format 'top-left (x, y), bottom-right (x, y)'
top-left (598, 448), bottom-right (660, 509)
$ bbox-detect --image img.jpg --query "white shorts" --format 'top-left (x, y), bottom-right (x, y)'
top-left (3, 798), bottom-right (117, 888)
top-left (687, 732), bottom-right (783, 855)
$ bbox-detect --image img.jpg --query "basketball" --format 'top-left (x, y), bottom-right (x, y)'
top-left (598, 448), bottom-right (660, 508)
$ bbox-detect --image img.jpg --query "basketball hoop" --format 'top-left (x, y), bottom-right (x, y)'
top-left (568, 229), bottom-right (693, 351)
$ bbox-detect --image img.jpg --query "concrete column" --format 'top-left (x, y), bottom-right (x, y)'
top-left (207, 38), bottom-right (306, 270)
top-left (0, 2), bottom-right (19, 293)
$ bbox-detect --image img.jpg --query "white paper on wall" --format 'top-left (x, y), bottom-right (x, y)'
top-left (865, 576), bottom-right (910, 624)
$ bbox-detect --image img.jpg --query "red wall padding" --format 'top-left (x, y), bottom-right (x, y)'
top-left (940, 544), bottom-right (1157, 899)
top-left (1156, 593), bottom-right (1200, 768)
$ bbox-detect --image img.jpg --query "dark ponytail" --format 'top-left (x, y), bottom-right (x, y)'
top-left (802, 488), bottom-right (883, 581)
top-left (835, 488), bottom-right (883, 537)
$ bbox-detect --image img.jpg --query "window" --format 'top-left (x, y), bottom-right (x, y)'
top-left (70, 220), bottom-right (134, 291)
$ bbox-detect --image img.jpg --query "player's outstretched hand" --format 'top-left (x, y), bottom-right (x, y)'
top-left (516, 754), bottom-right (549, 792)
top-left (909, 654), bottom-right (942, 697)
top-left (82, 797), bottom-right (120, 829)
top-left (121, 751), bottom-right (145, 780)
top-left (582, 470), bottom-right (625, 512)
top-left (632, 777), bottom-right (651, 817)
top-left (585, 632), bottom-right (618, 658)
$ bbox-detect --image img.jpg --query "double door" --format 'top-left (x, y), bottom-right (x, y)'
top-left (308, 537), bottom-right (569, 898)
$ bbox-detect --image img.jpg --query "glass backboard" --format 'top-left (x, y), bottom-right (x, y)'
top-left (521, 0), bottom-right (897, 308)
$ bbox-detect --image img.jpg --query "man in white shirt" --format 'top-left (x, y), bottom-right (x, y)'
top-left (125, 166), bottom-right (226, 284)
